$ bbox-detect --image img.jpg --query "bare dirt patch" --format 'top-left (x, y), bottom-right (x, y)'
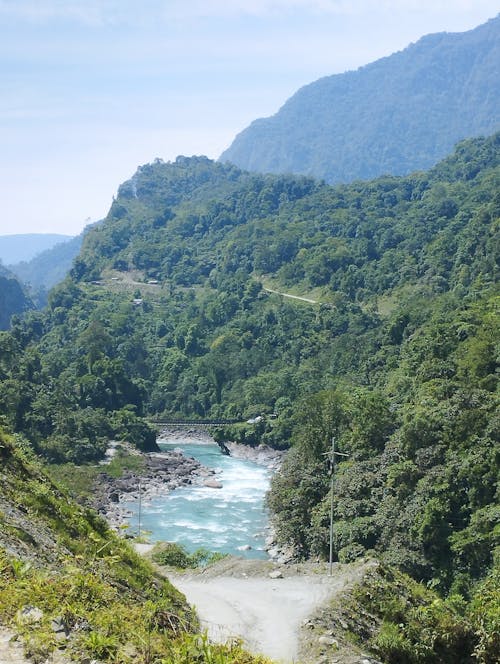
top-left (167, 558), bottom-right (376, 663)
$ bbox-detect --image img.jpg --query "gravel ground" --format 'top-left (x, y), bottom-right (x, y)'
top-left (164, 558), bottom-right (376, 663)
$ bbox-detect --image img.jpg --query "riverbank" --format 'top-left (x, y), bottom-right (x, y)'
top-left (94, 435), bottom-right (286, 556)
top-left (91, 444), bottom-right (217, 530)
top-left (224, 441), bottom-right (284, 472)
top-left (157, 426), bottom-right (215, 443)
top-left (157, 427), bottom-right (285, 471)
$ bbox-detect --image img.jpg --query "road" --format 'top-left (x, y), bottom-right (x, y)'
top-left (263, 287), bottom-right (318, 304)
top-left (169, 559), bottom-right (370, 663)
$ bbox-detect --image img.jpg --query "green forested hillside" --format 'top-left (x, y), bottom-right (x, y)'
top-left (0, 135), bottom-right (498, 656)
top-left (0, 264), bottom-right (33, 330)
top-left (221, 15), bottom-right (500, 184)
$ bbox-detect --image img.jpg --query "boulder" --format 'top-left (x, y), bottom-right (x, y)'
top-left (203, 479), bottom-right (223, 489)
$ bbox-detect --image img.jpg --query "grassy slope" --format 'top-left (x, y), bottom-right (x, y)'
top-left (0, 429), bottom-right (272, 664)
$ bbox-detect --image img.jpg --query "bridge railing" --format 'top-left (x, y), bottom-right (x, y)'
top-left (148, 418), bottom-right (239, 426)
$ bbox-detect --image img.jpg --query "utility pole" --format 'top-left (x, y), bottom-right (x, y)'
top-left (324, 437), bottom-right (349, 576)
top-left (138, 478), bottom-right (142, 538)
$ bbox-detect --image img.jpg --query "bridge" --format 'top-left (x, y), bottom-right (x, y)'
top-left (148, 419), bottom-right (238, 455)
top-left (148, 418), bottom-right (240, 428)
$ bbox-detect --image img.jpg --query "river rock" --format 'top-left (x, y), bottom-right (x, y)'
top-left (203, 479), bottom-right (223, 488)
top-left (91, 448), bottom-right (210, 529)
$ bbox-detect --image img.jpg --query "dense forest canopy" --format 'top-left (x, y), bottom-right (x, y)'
top-left (0, 134), bottom-right (498, 648)
top-left (221, 15), bottom-right (500, 184)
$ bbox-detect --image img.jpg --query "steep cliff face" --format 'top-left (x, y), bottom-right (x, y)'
top-left (221, 16), bottom-right (500, 183)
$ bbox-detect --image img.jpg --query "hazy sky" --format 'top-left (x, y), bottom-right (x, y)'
top-left (1, 1), bottom-right (498, 236)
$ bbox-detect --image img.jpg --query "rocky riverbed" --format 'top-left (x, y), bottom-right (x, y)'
top-left (157, 427), bottom-right (286, 472)
top-left (92, 435), bottom-right (287, 552)
top-left (91, 445), bottom-right (218, 529)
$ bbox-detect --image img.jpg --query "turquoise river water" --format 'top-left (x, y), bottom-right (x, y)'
top-left (123, 438), bottom-right (272, 559)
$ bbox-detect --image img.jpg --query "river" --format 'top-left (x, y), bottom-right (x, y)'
top-left (122, 438), bottom-right (272, 559)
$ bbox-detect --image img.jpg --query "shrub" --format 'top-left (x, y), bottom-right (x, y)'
top-left (152, 543), bottom-right (227, 569)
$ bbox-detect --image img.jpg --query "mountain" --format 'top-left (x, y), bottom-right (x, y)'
top-left (0, 135), bottom-right (498, 661)
top-left (9, 232), bottom-right (85, 307)
top-left (0, 263), bottom-right (33, 330)
top-left (0, 233), bottom-right (73, 264)
top-left (9, 234), bottom-right (84, 291)
top-left (220, 15), bottom-right (500, 183)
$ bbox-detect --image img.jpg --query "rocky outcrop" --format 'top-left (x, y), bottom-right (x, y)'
top-left (225, 442), bottom-right (284, 471)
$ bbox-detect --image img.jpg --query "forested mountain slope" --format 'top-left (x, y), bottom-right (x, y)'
top-left (0, 135), bottom-right (497, 661)
top-left (221, 15), bottom-right (500, 184)
top-left (0, 264), bottom-right (33, 330)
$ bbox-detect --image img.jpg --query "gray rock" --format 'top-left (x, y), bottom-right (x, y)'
top-left (318, 635), bottom-right (338, 647)
top-left (268, 569), bottom-right (283, 579)
top-left (17, 605), bottom-right (43, 624)
top-left (203, 479), bottom-right (223, 488)
top-left (51, 616), bottom-right (70, 640)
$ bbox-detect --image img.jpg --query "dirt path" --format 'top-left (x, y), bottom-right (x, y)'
top-left (0, 629), bottom-right (28, 664)
top-left (169, 559), bottom-right (370, 663)
top-left (263, 287), bottom-right (318, 305)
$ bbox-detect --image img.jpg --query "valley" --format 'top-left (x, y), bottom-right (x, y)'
top-left (0, 12), bottom-right (498, 662)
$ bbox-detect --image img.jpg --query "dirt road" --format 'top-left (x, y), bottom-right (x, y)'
top-left (263, 287), bottom-right (318, 305)
top-left (0, 629), bottom-right (68, 664)
top-left (169, 559), bottom-right (370, 663)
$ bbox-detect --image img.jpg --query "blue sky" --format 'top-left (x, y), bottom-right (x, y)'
top-left (1, 0), bottom-right (498, 236)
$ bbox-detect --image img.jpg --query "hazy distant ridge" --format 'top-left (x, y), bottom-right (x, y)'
top-left (9, 234), bottom-right (84, 295)
top-left (0, 233), bottom-right (73, 264)
top-left (220, 15), bottom-right (500, 183)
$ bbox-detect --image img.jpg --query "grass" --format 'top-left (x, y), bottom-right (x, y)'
top-left (0, 428), bottom-right (276, 663)
top-left (46, 448), bottom-right (146, 501)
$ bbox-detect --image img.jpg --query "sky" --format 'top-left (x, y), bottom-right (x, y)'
top-left (1, 1), bottom-right (499, 237)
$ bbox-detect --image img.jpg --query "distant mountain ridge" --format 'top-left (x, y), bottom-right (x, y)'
top-left (9, 233), bottom-right (85, 305)
top-left (221, 15), bottom-right (500, 183)
top-left (0, 233), bottom-right (73, 264)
